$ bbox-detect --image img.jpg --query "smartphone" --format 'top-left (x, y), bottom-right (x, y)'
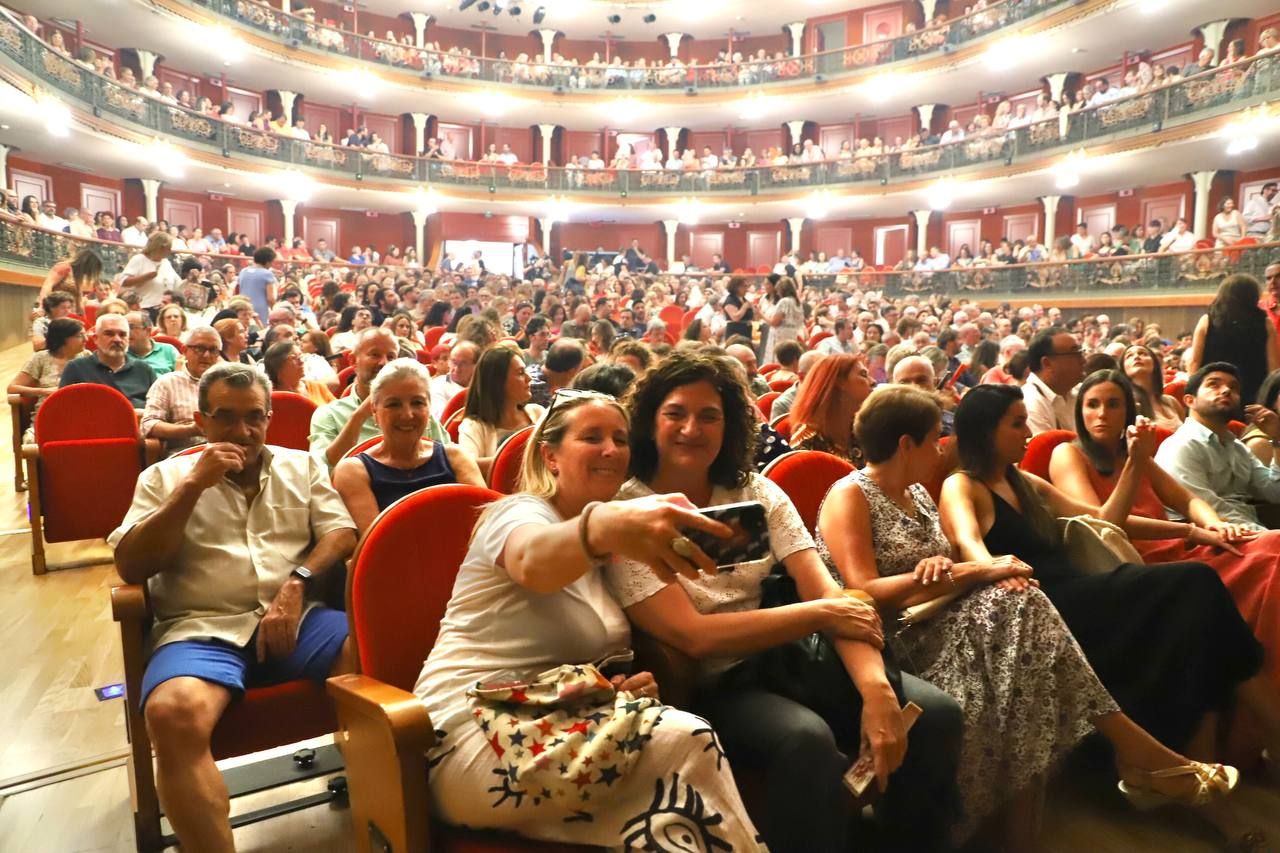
top-left (681, 501), bottom-right (770, 570)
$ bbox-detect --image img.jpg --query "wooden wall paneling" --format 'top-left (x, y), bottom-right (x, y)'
top-left (814, 225), bottom-right (853, 258)
top-left (863, 6), bottom-right (904, 42)
top-left (493, 127), bottom-right (533, 163)
top-left (228, 208), bottom-right (263, 245)
top-left (301, 103), bottom-right (341, 140)
top-left (745, 129), bottom-right (784, 156)
top-left (563, 131), bottom-right (603, 162)
top-left (80, 186), bottom-right (121, 219)
top-left (877, 115), bottom-right (914, 145)
top-left (1080, 204), bottom-right (1116, 238)
top-left (874, 224), bottom-right (908, 266)
top-left (304, 217), bottom-right (340, 252)
top-left (689, 231), bottom-right (724, 268)
top-left (225, 86), bottom-right (261, 122)
top-left (9, 170), bottom-right (51, 203)
top-left (819, 124), bottom-right (854, 156)
top-left (687, 132), bottom-right (727, 155)
top-left (1002, 213), bottom-right (1040, 243)
top-left (161, 198), bottom-right (201, 230)
top-left (362, 114), bottom-right (400, 153)
top-left (746, 230), bottom-right (780, 270)
top-left (1142, 194), bottom-right (1185, 230)
top-left (156, 68), bottom-right (201, 100)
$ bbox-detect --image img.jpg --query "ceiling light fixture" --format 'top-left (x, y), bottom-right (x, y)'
top-left (149, 139), bottom-right (187, 178)
top-left (544, 195), bottom-right (573, 223)
top-left (737, 92), bottom-right (776, 122)
top-left (459, 0), bottom-right (478, 9)
top-left (204, 25), bottom-right (244, 64)
top-left (807, 190), bottom-right (832, 220)
top-left (277, 169), bottom-right (315, 203)
top-left (676, 197), bottom-right (703, 225)
top-left (859, 72), bottom-right (901, 104)
top-left (607, 14), bottom-right (621, 24)
top-left (509, 5), bottom-right (522, 15)
top-left (1053, 147), bottom-right (1087, 189)
top-left (643, 13), bottom-right (656, 23)
top-left (36, 93), bottom-right (71, 137)
top-left (412, 187), bottom-right (440, 215)
top-left (926, 179), bottom-right (955, 211)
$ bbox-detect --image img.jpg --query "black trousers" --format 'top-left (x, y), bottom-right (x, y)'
top-left (695, 673), bottom-right (963, 853)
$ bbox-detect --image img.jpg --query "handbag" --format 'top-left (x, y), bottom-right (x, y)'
top-left (718, 567), bottom-right (904, 753)
top-left (1058, 514), bottom-right (1143, 576)
top-left (466, 650), bottom-right (664, 811)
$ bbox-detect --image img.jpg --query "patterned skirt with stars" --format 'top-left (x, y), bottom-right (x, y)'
top-left (425, 697), bottom-right (767, 851)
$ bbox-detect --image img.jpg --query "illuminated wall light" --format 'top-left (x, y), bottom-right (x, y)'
top-left (335, 67), bottom-right (382, 94)
top-left (476, 90), bottom-right (515, 116)
top-left (926, 180), bottom-right (955, 211)
top-left (1226, 136), bottom-right (1260, 155)
top-left (36, 94), bottom-right (71, 137)
top-left (412, 187), bottom-right (440, 215)
top-left (859, 73), bottom-right (901, 104)
top-left (737, 93), bottom-right (776, 122)
top-left (1139, 0), bottom-right (1169, 15)
top-left (277, 169), bottom-right (315, 203)
top-left (205, 25), bottom-right (244, 64)
top-left (677, 197), bottom-right (703, 225)
top-left (807, 190), bottom-right (832, 219)
top-left (149, 139), bottom-right (187, 178)
top-left (1220, 106), bottom-right (1275, 155)
top-left (1053, 147), bottom-right (1087, 190)
top-left (544, 195), bottom-right (573, 223)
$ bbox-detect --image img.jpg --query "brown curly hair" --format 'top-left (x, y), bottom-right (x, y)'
top-left (626, 352), bottom-right (757, 489)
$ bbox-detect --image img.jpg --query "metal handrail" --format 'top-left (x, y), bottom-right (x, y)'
top-left (3, 13), bottom-right (1277, 196)
top-left (187, 0), bottom-right (1067, 91)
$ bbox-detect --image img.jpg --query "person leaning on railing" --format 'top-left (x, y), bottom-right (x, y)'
top-left (39, 245), bottom-right (103, 313)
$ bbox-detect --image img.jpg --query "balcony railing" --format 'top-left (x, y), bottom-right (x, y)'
top-left (2, 216), bottom-right (1276, 301)
top-left (3, 15), bottom-right (1277, 197)
top-left (188, 0), bottom-right (1068, 92)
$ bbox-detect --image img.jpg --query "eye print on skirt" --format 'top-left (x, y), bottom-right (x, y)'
top-left (621, 773), bottom-right (733, 852)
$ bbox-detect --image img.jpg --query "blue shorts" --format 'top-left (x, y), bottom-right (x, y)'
top-left (140, 607), bottom-right (348, 709)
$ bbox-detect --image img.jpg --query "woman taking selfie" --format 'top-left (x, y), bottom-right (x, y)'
top-left (333, 359), bottom-right (482, 534)
top-left (606, 353), bottom-right (963, 853)
top-left (1051, 370), bottom-right (1280, 687)
top-left (821, 385), bottom-right (1244, 849)
top-left (414, 389), bottom-right (762, 848)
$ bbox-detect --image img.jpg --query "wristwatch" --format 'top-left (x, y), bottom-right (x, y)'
top-left (290, 566), bottom-right (314, 587)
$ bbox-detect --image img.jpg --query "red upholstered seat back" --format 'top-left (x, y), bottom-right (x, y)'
top-left (771, 413), bottom-right (792, 441)
top-left (659, 304), bottom-right (684, 329)
top-left (337, 366), bottom-right (357, 390)
top-left (35, 384), bottom-right (138, 444)
top-left (39, 438), bottom-right (141, 542)
top-left (267, 391), bottom-right (317, 451)
top-left (350, 484), bottom-right (500, 691)
top-left (762, 450), bottom-right (855, 534)
top-left (808, 329), bottom-right (833, 348)
top-left (768, 376), bottom-right (796, 392)
top-left (153, 334), bottom-right (185, 353)
top-left (1163, 380), bottom-right (1186, 400)
top-left (424, 326), bottom-right (447, 351)
top-left (441, 388), bottom-right (469, 423)
top-left (756, 391), bottom-right (780, 421)
top-left (1153, 425), bottom-right (1174, 449)
top-left (489, 425), bottom-right (534, 495)
top-left (345, 436), bottom-right (385, 458)
top-left (1019, 429), bottom-right (1075, 480)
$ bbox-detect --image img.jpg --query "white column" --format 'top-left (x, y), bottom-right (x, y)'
top-left (919, 0), bottom-right (939, 22)
top-left (786, 217), bottom-right (804, 254)
top-left (1040, 194), bottom-right (1061, 248)
top-left (911, 209), bottom-right (931, 257)
top-left (140, 178), bottom-right (161, 223)
top-left (1191, 170), bottom-right (1216, 238)
top-left (663, 127), bottom-right (683, 159)
top-left (662, 220), bottom-right (679, 266)
top-left (785, 121), bottom-right (805, 148)
top-left (538, 29), bottom-right (558, 63)
top-left (1044, 72), bottom-right (1071, 104)
top-left (539, 217), bottom-right (554, 255)
top-left (411, 209), bottom-right (430, 262)
top-left (410, 112), bottom-right (429, 155)
top-left (278, 199), bottom-right (298, 245)
top-left (784, 22), bottom-right (805, 58)
top-left (662, 33), bottom-right (685, 59)
top-left (135, 50), bottom-right (159, 79)
top-left (0, 144), bottom-right (9, 189)
top-left (281, 0), bottom-right (290, 12)
top-left (409, 13), bottom-right (431, 49)
top-left (915, 104), bottom-right (936, 136)
top-left (276, 90), bottom-right (299, 123)
top-left (1195, 20), bottom-right (1231, 64)
top-left (537, 124), bottom-right (556, 165)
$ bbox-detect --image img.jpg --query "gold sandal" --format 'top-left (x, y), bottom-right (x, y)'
top-left (1117, 762), bottom-right (1239, 810)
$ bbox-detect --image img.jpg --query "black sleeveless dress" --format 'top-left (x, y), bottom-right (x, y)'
top-left (981, 481), bottom-right (1262, 747)
top-left (1202, 313), bottom-right (1268, 405)
top-left (358, 445), bottom-right (457, 512)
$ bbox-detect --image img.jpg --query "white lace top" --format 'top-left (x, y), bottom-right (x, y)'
top-left (604, 473), bottom-right (815, 678)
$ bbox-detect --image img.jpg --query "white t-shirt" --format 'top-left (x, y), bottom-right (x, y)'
top-left (413, 495), bottom-right (631, 729)
top-left (604, 473), bottom-right (814, 679)
top-left (120, 252), bottom-right (180, 308)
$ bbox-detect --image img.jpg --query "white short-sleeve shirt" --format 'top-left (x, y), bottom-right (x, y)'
top-left (604, 473), bottom-right (815, 678)
top-left (414, 495), bottom-right (631, 730)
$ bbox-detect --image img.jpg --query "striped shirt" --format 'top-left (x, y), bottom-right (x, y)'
top-left (140, 368), bottom-right (203, 453)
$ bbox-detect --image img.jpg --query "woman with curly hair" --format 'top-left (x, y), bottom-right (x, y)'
top-left (605, 352), bottom-right (963, 852)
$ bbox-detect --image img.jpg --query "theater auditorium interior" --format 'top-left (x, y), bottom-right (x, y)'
top-left (2, 0), bottom-right (1280, 849)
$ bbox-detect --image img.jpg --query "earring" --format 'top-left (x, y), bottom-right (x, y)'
top-left (549, 465), bottom-right (560, 475)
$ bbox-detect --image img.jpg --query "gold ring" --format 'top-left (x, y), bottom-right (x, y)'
top-left (671, 536), bottom-right (696, 559)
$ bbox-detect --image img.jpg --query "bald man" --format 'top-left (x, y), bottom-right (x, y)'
top-left (892, 355), bottom-right (955, 435)
top-left (726, 343), bottom-right (770, 396)
top-left (309, 328), bottom-right (449, 467)
top-left (770, 350), bottom-right (823, 420)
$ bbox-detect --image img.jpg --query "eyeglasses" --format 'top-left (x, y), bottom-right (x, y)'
top-left (186, 345), bottom-right (221, 356)
top-left (201, 410), bottom-right (269, 428)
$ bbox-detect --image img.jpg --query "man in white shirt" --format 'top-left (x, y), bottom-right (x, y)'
top-left (139, 75), bottom-right (162, 99)
top-left (587, 150), bottom-right (605, 169)
top-left (429, 341), bottom-right (479, 420)
top-left (498, 143), bottom-right (518, 166)
top-left (1160, 218), bottom-right (1198, 253)
top-left (1021, 326), bottom-right (1084, 434)
top-left (1245, 182), bottom-right (1278, 238)
top-left (37, 199), bottom-right (67, 232)
top-left (67, 208), bottom-right (95, 239)
top-left (1069, 222), bottom-right (1094, 257)
top-left (939, 121), bottom-right (965, 144)
top-left (817, 318), bottom-right (856, 355)
top-left (110, 362), bottom-right (356, 852)
top-left (924, 246), bottom-right (951, 271)
top-left (291, 118), bottom-right (311, 140)
top-left (799, 139), bottom-right (825, 163)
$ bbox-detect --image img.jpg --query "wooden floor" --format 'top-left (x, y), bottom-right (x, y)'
top-left (0, 339), bottom-right (1277, 851)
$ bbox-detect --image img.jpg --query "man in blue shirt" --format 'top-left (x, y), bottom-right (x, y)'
top-left (236, 247), bottom-right (277, 327)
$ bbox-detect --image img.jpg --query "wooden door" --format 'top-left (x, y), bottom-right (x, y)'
top-left (814, 225), bottom-right (853, 259)
top-left (947, 219), bottom-right (981, 260)
top-left (437, 123), bottom-right (473, 160)
top-left (363, 114), bottom-right (400, 153)
top-left (819, 125), bottom-right (853, 158)
top-left (10, 169), bottom-right (51, 203)
top-left (746, 230), bottom-right (780, 270)
top-left (1002, 213), bottom-right (1039, 243)
top-left (228, 207), bottom-right (263, 245)
top-left (81, 185), bottom-right (121, 219)
top-left (1080, 204), bottom-right (1116, 240)
top-left (225, 86), bottom-right (261, 122)
top-left (689, 232), bottom-right (724, 269)
top-left (863, 7), bottom-right (904, 43)
top-left (304, 217), bottom-right (340, 253)
top-left (161, 198), bottom-right (202, 230)
top-left (1143, 194), bottom-right (1186, 232)
top-left (874, 224), bottom-right (908, 267)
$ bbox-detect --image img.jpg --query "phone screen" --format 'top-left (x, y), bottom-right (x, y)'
top-left (681, 501), bottom-right (771, 569)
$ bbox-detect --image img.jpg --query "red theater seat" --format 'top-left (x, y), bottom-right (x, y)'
top-left (756, 391), bottom-right (781, 420)
top-left (762, 450), bottom-right (855, 534)
top-left (441, 388), bottom-right (468, 423)
top-left (266, 391), bottom-right (318, 451)
top-left (488, 425), bottom-right (534, 494)
top-left (1019, 429), bottom-right (1075, 481)
top-left (771, 413), bottom-right (792, 441)
top-left (329, 484), bottom-right (593, 852)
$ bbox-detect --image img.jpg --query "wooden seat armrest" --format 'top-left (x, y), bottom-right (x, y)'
top-left (327, 674), bottom-right (433, 853)
top-left (8, 393), bottom-right (35, 407)
top-left (21, 442), bottom-right (39, 460)
top-left (111, 583), bottom-right (152, 625)
top-left (633, 630), bottom-right (698, 711)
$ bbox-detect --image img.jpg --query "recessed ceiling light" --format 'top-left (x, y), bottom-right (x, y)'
top-left (223, 182), bottom-right (231, 187)
top-left (1071, 47), bottom-right (1085, 54)
top-left (0, 124), bottom-right (9, 130)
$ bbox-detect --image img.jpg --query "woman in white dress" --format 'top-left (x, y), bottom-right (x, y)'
top-left (762, 276), bottom-right (803, 365)
top-left (414, 390), bottom-right (763, 850)
top-left (118, 231), bottom-right (180, 315)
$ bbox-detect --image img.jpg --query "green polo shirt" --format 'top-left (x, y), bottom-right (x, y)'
top-left (59, 352), bottom-right (157, 409)
top-left (133, 341), bottom-right (179, 376)
top-left (309, 388), bottom-right (449, 468)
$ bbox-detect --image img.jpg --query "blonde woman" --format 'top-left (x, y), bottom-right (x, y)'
top-left (118, 231), bottom-right (179, 314)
